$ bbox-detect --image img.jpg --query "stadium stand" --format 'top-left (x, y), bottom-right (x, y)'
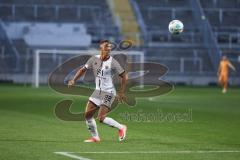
top-left (200, 0), bottom-right (240, 73)
top-left (133, 0), bottom-right (215, 74)
top-left (0, 0), bottom-right (120, 75)
top-left (0, 0), bottom-right (239, 84)
top-left (3, 22), bottom-right (91, 47)
top-left (0, 0), bottom-right (120, 43)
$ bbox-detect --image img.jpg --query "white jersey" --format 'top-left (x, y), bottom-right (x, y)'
top-left (84, 55), bottom-right (125, 95)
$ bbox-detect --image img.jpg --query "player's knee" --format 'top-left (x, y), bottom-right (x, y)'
top-left (97, 115), bottom-right (105, 123)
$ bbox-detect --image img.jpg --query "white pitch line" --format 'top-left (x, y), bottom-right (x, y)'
top-left (55, 150), bottom-right (240, 160)
top-left (63, 150), bottom-right (240, 154)
top-left (54, 152), bottom-right (92, 160)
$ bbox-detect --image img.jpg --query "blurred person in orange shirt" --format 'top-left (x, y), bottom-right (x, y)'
top-left (217, 56), bottom-right (236, 93)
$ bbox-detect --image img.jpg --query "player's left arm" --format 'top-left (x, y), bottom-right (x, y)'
top-left (228, 61), bottom-right (236, 71)
top-left (113, 58), bottom-right (128, 103)
top-left (119, 71), bottom-right (128, 97)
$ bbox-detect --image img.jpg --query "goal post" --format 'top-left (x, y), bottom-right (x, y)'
top-left (33, 49), bottom-right (145, 88)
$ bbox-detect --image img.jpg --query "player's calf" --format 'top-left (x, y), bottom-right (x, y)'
top-left (85, 117), bottom-right (100, 142)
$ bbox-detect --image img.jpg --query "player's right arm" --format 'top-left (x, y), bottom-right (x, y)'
top-left (68, 56), bottom-right (94, 88)
top-left (217, 62), bottom-right (221, 76)
top-left (68, 67), bottom-right (87, 88)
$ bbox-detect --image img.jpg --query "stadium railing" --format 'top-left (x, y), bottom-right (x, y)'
top-left (191, 0), bottom-right (221, 71)
top-left (130, 0), bottom-right (147, 43)
top-left (0, 19), bottom-right (21, 72)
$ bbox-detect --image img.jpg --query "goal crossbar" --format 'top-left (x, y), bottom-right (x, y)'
top-left (33, 49), bottom-right (144, 88)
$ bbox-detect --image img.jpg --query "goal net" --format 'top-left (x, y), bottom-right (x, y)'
top-left (32, 49), bottom-right (145, 88)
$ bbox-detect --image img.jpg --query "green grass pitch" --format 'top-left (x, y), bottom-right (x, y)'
top-left (0, 85), bottom-right (240, 160)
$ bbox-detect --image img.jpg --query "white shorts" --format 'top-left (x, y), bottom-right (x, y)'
top-left (89, 89), bottom-right (115, 108)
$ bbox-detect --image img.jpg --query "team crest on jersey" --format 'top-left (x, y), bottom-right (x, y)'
top-left (105, 66), bottom-right (109, 69)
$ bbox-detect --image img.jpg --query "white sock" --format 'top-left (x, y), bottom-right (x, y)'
top-left (86, 118), bottom-right (99, 138)
top-left (102, 117), bottom-right (123, 130)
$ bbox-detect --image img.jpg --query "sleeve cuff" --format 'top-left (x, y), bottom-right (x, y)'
top-left (84, 64), bottom-right (88, 69)
top-left (119, 71), bottom-right (125, 77)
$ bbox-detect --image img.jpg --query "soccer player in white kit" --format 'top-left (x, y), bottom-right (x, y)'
top-left (68, 40), bottom-right (128, 142)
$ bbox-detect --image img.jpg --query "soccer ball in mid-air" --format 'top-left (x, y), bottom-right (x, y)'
top-left (168, 20), bottom-right (184, 35)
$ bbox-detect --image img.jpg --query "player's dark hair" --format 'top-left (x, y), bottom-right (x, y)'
top-left (99, 39), bottom-right (110, 44)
